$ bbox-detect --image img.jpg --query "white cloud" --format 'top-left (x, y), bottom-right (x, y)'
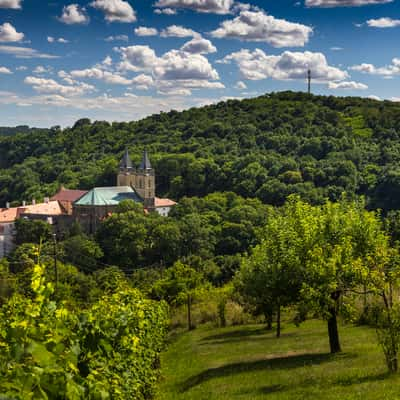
top-left (59, 4), bottom-right (89, 25)
top-left (221, 49), bottom-right (348, 82)
top-left (135, 27), bottom-right (159, 36)
top-left (116, 45), bottom-right (223, 92)
top-left (181, 37), bottom-right (217, 54)
top-left (158, 87), bottom-right (192, 96)
top-left (154, 50), bottom-right (219, 81)
top-left (33, 65), bottom-right (52, 74)
top-left (368, 95), bottom-right (381, 100)
top-left (105, 34), bottom-right (129, 42)
top-left (90, 0), bottom-right (136, 23)
top-left (154, 7), bottom-right (177, 14)
top-left (60, 56), bottom-right (152, 87)
top-left (154, 0), bottom-right (233, 14)
top-left (211, 10), bottom-right (313, 47)
top-left (116, 45), bottom-right (158, 71)
top-left (24, 76), bottom-right (95, 96)
top-left (0, 45), bottom-right (58, 58)
top-left (235, 81), bottom-right (247, 89)
top-left (350, 58), bottom-right (400, 76)
top-left (160, 25), bottom-right (200, 38)
top-left (0, 66), bottom-right (12, 74)
top-left (16, 65), bottom-right (27, 71)
top-left (305, 0), bottom-right (393, 7)
top-left (66, 67), bottom-right (133, 85)
top-left (0, 0), bottom-right (22, 9)
top-left (131, 74), bottom-right (154, 90)
top-left (102, 55), bottom-right (113, 66)
top-left (330, 46), bottom-right (343, 51)
top-left (366, 17), bottom-right (400, 28)
top-left (159, 79), bottom-right (224, 89)
top-left (47, 36), bottom-right (69, 43)
top-left (0, 23), bottom-right (24, 42)
top-left (328, 81), bottom-right (368, 90)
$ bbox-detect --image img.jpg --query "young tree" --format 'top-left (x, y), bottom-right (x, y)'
top-left (237, 196), bottom-right (395, 353)
top-left (235, 207), bottom-right (304, 337)
top-left (152, 261), bottom-right (204, 330)
top-left (294, 197), bottom-right (392, 354)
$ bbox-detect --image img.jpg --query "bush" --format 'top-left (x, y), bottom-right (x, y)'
top-left (376, 306), bottom-right (400, 373)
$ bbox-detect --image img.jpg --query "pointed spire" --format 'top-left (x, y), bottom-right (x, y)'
top-left (120, 147), bottom-right (132, 170)
top-left (140, 149), bottom-right (152, 170)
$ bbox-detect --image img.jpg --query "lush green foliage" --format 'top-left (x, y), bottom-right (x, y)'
top-left (3, 92), bottom-right (400, 210)
top-left (14, 218), bottom-right (53, 245)
top-left (236, 196), bottom-right (399, 353)
top-left (0, 260), bottom-right (169, 399)
top-left (94, 192), bottom-right (268, 278)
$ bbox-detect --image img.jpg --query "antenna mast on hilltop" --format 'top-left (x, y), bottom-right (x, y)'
top-left (307, 69), bottom-right (311, 95)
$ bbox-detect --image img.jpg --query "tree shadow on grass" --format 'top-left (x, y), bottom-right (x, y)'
top-left (334, 371), bottom-right (391, 386)
top-left (200, 332), bottom-right (297, 346)
top-left (180, 352), bottom-right (353, 392)
top-left (238, 372), bottom-right (390, 397)
top-left (201, 328), bottom-right (270, 341)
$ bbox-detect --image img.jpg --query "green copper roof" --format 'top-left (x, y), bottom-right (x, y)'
top-left (74, 186), bottom-right (142, 206)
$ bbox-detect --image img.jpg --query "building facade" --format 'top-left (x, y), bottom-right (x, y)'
top-left (117, 149), bottom-right (156, 208)
top-left (73, 186), bottom-right (143, 233)
top-left (117, 149), bottom-right (176, 215)
top-left (73, 149), bottom-right (177, 233)
top-left (0, 200), bottom-right (65, 258)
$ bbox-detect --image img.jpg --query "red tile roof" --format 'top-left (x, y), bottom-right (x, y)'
top-left (51, 188), bottom-right (88, 203)
top-left (154, 197), bottom-right (177, 208)
top-left (0, 201), bottom-right (64, 223)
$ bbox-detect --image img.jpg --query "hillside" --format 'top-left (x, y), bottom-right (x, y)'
top-left (0, 126), bottom-right (48, 136)
top-left (158, 321), bottom-right (397, 400)
top-left (1, 91), bottom-right (400, 210)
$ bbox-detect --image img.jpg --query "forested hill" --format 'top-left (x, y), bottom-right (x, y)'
top-left (0, 126), bottom-right (48, 136)
top-left (1, 91), bottom-right (400, 211)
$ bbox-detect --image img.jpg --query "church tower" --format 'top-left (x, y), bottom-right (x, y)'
top-left (117, 148), bottom-right (156, 207)
top-left (117, 148), bottom-right (134, 187)
top-left (135, 149), bottom-right (155, 207)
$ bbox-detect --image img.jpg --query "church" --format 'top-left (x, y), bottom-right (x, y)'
top-left (72, 149), bottom-right (176, 233)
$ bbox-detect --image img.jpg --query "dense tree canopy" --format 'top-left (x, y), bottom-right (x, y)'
top-left (2, 92), bottom-right (400, 211)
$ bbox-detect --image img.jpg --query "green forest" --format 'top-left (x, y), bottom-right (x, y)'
top-left (2, 91), bottom-right (400, 211)
top-left (4, 92), bottom-right (400, 399)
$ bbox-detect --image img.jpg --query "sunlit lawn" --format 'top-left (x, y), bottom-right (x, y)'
top-left (157, 320), bottom-right (400, 400)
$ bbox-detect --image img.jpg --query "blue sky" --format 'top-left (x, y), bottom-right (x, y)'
top-left (0, 0), bottom-right (400, 127)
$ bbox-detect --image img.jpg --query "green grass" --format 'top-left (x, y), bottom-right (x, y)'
top-left (156, 320), bottom-right (400, 400)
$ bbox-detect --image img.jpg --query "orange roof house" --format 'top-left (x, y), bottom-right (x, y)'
top-left (0, 201), bottom-right (64, 223)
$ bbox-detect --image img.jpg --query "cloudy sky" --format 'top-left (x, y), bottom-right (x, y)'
top-left (0, 0), bottom-right (399, 127)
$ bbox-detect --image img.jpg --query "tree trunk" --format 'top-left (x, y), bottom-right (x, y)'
top-left (276, 304), bottom-right (281, 338)
top-left (187, 293), bottom-right (193, 331)
top-left (383, 291), bottom-right (398, 373)
top-left (327, 292), bottom-right (341, 353)
top-left (263, 302), bottom-right (273, 331)
top-left (266, 312), bottom-right (273, 331)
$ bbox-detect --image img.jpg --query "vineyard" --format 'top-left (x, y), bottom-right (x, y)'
top-left (0, 258), bottom-right (168, 400)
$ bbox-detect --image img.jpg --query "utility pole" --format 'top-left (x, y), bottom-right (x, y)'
top-left (307, 69), bottom-right (311, 95)
top-left (53, 233), bottom-right (58, 295)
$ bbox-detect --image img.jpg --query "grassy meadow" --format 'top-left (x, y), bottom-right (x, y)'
top-left (157, 320), bottom-right (400, 400)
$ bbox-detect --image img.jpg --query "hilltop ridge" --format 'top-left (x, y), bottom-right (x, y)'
top-left (1, 91), bottom-right (400, 211)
